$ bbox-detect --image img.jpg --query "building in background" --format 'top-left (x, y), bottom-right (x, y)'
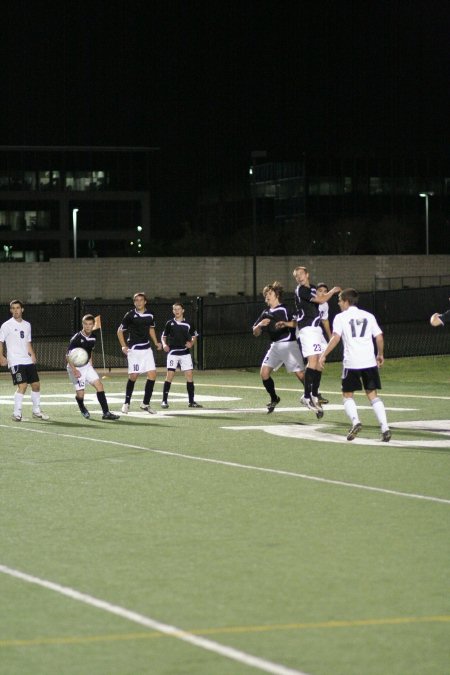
top-left (0, 146), bottom-right (157, 261)
top-left (197, 154), bottom-right (450, 256)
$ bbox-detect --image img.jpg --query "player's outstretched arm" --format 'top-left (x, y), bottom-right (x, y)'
top-left (430, 312), bottom-right (444, 327)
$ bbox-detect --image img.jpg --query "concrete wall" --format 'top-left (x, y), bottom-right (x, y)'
top-left (1, 255), bottom-right (449, 303)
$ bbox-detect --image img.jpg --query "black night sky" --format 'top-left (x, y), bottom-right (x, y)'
top-left (1, 1), bottom-right (450, 231)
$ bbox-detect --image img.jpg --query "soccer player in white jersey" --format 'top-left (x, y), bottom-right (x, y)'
top-left (319, 288), bottom-right (391, 442)
top-left (253, 281), bottom-right (305, 414)
top-left (315, 282), bottom-right (332, 405)
top-left (160, 302), bottom-right (202, 408)
top-left (0, 299), bottom-right (49, 421)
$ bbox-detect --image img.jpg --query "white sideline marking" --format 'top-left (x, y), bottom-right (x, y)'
top-left (223, 423), bottom-right (450, 449)
top-left (0, 565), bottom-right (307, 675)
top-left (1, 424), bottom-right (449, 505)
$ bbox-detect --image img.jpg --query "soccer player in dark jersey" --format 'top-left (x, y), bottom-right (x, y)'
top-left (67, 314), bottom-right (119, 420)
top-left (160, 302), bottom-right (202, 408)
top-left (253, 281), bottom-right (305, 413)
top-left (117, 292), bottom-right (162, 414)
top-left (277, 266), bottom-right (340, 417)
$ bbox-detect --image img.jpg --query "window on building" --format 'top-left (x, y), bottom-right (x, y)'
top-left (39, 170), bottom-right (60, 190)
top-left (308, 177), bottom-right (349, 195)
top-left (65, 170), bottom-right (108, 191)
top-left (0, 210), bottom-right (52, 231)
top-left (369, 177), bottom-right (394, 194)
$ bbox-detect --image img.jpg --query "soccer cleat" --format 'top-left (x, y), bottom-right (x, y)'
top-left (140, 404), bottom-right (156, 414)
top-left (11, 414), bottom-right (22, 422)
top-left (102, 411), bottom-right (120, 420)
top-left (33, 411), bottom-right (49, 420)
top-left (188, 401), bottom-right (203, 408)
top-left (347, 422), bottom-right (362, 441)
top-left (311, 396), bottom-right (323, 412)
top-left (266, 396), bottom-right (281, 414)
top-left (318, 394), bottom-right (329, 405)
top-left (381, 429), bottom-right (392, 442)
top-left (161, 401), bottom-right (169, 409)
top-left (300, 395), bottom-right (316, 412)
top-left (121, 403), bottom-right (129, 414)
top-left (80, 409), bottom-right (90, 419)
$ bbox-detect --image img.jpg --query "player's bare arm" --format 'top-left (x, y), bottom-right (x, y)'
top-left (322, 319), bottom-right (332, 340)
top-left (28, 342), bottom-right (37, 364)
top-left (318, 332), bottom-right (341, 368)
top-left (274, 319), bottom-right (296, 329)
top-left (0, 341), bottom-right (7, 367)
top-left (117, 326), bottom-right (129, 353)
top-left (430, 312), bottom-right (444, 327)
top-left (311, 286), bottom-right (342, 304)
top-left (375, 334), bottom-right (385, 367)
top-left (253, 318), bottom-right (271, 336)
top-left (149, 327), bottom-right (162, 350)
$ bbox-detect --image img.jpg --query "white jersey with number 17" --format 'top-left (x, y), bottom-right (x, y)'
top-left (332, 305), bottom-right (382, 369)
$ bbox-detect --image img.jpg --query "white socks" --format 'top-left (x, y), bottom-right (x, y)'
top-left (371, 396), bottom-right (389, 432)
top-left (14, 392), bottom-right (24, 417)
top-left (31, 390), bottom-right (41, 414)
top-left (343, 397), bottom-right (360, 425)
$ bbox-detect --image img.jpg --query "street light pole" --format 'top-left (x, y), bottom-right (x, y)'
top-left (72, 208), bottom-right (79, 259)
top-left (250, 151), bottom-right (267, 301)
top-left (419, 192), bottom-right (434, 255)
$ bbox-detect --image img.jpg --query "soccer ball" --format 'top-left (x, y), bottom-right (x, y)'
top-left (68, 347), bottom-right (89, 367)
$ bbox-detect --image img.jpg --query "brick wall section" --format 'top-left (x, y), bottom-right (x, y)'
top-left (0, 255), bottom-right (449, 302)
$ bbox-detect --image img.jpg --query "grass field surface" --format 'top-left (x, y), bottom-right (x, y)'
top-left (1, 355), bottom-right (449, 674)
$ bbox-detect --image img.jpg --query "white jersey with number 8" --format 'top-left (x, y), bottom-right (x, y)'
top-left (332, 306), bottom-right (382, 369)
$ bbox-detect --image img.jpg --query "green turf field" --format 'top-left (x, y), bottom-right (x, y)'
top-left (1, 356), bottom-right (449, 675)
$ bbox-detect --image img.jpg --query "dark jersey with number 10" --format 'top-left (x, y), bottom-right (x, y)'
top-left (118, 309), bottom-right (156, 350)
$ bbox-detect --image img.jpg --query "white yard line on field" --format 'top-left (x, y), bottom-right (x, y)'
top-left (1, 424), bottom-right (449, 505)
top-left (0, 565), bottom-right (308, 675)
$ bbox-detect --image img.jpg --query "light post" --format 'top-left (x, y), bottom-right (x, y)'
top-left (250, 150), bottom-right (267, 301)
top-left (72, 208), bottom-right (79, 259)
top-left (419, 192), bottom-right (433, 255)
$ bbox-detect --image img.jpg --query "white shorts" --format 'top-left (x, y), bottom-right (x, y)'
top-left (296, 326), bottom-right (327, 357)
top-left (167, 351), bottom-right (193, 371)
top-left (127, 348), bottom-right (156, 374)
top-left (67, 363), bottom-right (100, 391)
top-left (262, 341), bottom-right (305, 373)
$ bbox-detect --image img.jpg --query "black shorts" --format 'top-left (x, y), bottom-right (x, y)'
top-left (10, 363), bottom-right (40, 386)
top-left (341, 366), bottom-right (381, 393)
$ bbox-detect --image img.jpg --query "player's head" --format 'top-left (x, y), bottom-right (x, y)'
top-left (293, 266), bottom-right (308, 284)
top-left (173, 302), bottom-right (185, 317)
top-left (133, 292), bottom-right (147, 311)
top-left (339, 288), bottom-right (359, 307)
top-left (9, 300), bottom-right (24, 319)
top-left (316, 282), bottom-right (329, 296)
top-left (263, 281), bottom-right (283, 303)
top-left (82, 314), bottom-right (95, 334)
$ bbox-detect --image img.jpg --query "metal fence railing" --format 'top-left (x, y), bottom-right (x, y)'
top-left (1, 286), bottom-right (449, 372)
